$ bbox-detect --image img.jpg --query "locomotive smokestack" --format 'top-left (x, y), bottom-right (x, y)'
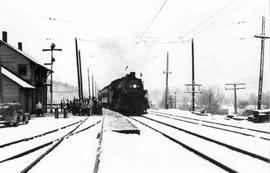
top-left (130, 72), bottom-right (135, 77)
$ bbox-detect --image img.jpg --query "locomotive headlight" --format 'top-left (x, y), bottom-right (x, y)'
top-left (132, 84), bottom-right (137, 88)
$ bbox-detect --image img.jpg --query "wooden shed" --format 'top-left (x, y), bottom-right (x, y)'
top-left (0, 31), bottom-right (50, 113)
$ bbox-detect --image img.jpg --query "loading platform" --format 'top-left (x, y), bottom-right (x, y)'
top-left (103, 110), bottom-right (140, 134)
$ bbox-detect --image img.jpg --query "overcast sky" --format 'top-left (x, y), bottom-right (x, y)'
top-left (0, 0), bottom-right (269, 98)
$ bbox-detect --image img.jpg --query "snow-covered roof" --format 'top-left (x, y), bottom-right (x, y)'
top-left (1, 66), bottom-right (35, 89)
top-left (0, 40), bottom-right (50, 71)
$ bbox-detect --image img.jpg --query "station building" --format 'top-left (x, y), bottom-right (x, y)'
top-left (0, 31), bottom-right (50, 113)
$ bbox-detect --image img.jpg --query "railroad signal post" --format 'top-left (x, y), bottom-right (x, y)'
top-left (185, 39), bottom-right (202, 111)
top-left (225, 83), bottom-right (245, 114)
top-left (254, 16), bottom-right (270, 110)
top-left (163, 51), bottom-right (172, 109)
top-left (42, 43), bottom-right (62, 113)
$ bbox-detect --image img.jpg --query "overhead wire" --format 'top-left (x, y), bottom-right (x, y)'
top-left (133, 0), bottom-right (169, 48)
top-left (197, 36), bottom-right (254, 62)
top-left (137, 0), bottom-right (250, 46)
top-left (179, 0), bottom-right (237, 40)
top-left (192, 0), bottom-right (249, 38)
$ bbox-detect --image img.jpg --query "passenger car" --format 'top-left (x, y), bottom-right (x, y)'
top-left (0, 103), bottom-right (30, 127)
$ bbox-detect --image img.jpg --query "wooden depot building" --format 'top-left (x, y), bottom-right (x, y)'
top-left (0, 31), bottom-right (51, 113)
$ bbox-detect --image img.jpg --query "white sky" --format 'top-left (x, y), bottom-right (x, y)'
top-left (0, 0), bottom-right (269, 98)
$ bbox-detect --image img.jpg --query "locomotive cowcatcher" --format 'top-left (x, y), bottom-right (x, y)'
top-left (99, 72), bottom-right (149, 115)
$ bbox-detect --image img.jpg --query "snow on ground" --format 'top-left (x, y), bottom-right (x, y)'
top-left (30, 116), bottom-right (101, 173)
top-left (145, 113), bottom-right (270, 159)
top-left (0, 114), bottom-right (101, 173)
top-left (150, 109), bottom-right (270, 132)
top-left (135, 115), bottom-right (270, 173)
top-left (99, 119), bottom-right (227, 173)
top-left (0, 113), bottom-right (86, 143)
top-left (0, 110), bottom-right (269, 173)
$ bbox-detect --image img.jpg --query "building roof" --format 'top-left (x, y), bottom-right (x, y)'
top-left (1, 66), bottom-right (35, 89)
top-left (0, 40), bottom-right (50, 71)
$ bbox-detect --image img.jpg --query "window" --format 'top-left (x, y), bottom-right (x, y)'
top-left (18, 64), bottom-right (27, 76)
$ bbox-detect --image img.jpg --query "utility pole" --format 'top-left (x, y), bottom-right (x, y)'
top-left (175, 92), bottom-right (177, 109)
top-left (75, 38), bottom-right (83, 100)
top-left (185, 39), bottom-right (201, 111)
top-left (75, 38), bottom-right (81, 99)
top-left (255, 16), bottom-right (270, 109)
top-left (87, 68), bottom-right (91, 99)
top-left (225, 83), bottom-right (245, 114)
top-left (0, 45), bottom-right (3, 103)
top-left (95, 81), bottom-right (99, 98)
top-left (78, 50), bottom-right (83, 99)
top-left (43, 43), bottom-right (62, 113)
top-left (169, 95), bottom-right (173, 108)
top-left (92, 75), bottom-right (94, 98)
top-left (163, 51), bottom-right (171, 109)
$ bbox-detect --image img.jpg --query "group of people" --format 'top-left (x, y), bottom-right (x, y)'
top-left (35, 97), bottom-right (103, 117)
top-left (60, 97), bottom-right (102, 116)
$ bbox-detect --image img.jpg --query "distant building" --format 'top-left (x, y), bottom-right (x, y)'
top-left (0, 31), bottom-right (50, 113)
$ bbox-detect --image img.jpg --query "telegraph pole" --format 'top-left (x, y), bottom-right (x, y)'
top-left (78, 50), bottom-right (83, 99)
top-left (91, 75), bottom-right (94, 98)
top-left (75, 38), bottom-right (82, 100)
top-left (163, 51), bottom-right (171, 109)
top-left (225, 83), bottom-right (245, 114)
top-left (185, 39), bottom-right (201, 111)
top-left (87, 68), bottom-right (91, 99)
top-left (0, 46), bottom-right (3, 103)
top-left (169, 95), bottom-right (173, 108)
top-left (255, 16), bottom-right (270, 109)
top-left (174, 92), bottom-right (177, 109)
top-left (43, 43), bottom-right (62, 113)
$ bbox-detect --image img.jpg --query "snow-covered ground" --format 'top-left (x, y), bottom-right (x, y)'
top-left (0, 114), bottom-right (102, 173)
top-left (150, 109), bottom-right (270, 132)
top-left (0, 110), bottom-right (269, 173)
top-left (99, 122), bottom-right (226, 173)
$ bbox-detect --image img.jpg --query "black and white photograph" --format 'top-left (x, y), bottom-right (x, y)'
top-left (0, 0), bottom-right (269, 172)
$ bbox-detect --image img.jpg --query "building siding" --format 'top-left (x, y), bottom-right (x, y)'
top-left (2, 75), bottom-right (19, 102)
top-left (1, 40), bottom-right (49, 114)
top-left (0, 44), bottom-right (31, 81)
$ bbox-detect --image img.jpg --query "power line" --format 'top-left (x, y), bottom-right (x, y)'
top-left (134, 0), bottom-right (169, 46)
top-left (192, 0), bottom-right (249, 38)
top-left (179, 0), bottom-right (237, 40)
top-left (197, 36), bottom-right (254, 62)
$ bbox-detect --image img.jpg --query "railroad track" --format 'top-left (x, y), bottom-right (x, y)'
top-left (129, 116), bottom-right (270, 173)
top-left (148, 110), bottom-right (270, 140)
top-left (0, 118), bottom-right (101, 172)
top-left (0, 120), bottom-right (83, 149)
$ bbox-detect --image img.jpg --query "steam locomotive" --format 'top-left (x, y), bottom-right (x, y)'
top-left (98, 72), bottom-right (149, 115)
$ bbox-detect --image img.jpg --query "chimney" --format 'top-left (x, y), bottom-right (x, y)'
top-left (18, 42), bottom-right (22, 51)
top-left (2, 31), bottom-right (7, 42)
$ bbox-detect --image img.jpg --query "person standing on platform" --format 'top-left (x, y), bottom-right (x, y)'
top-left (81, 100), bottom-right (87, 116)
top-left (36, 101), bottom-right (43, 117)
top-left (60, 100), bottom-right (63, 112)
top-left (87, 99), bottom-right (93, 116)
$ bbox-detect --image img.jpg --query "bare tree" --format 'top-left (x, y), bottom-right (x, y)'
top-left (179, 95), bottom-right (190, 111)
top-left (248, 93), bottom-right (257, 105)
top-left (197, 87), bottom-right (224, 114)
top-left (262, 91), bottom-right (270, 108)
